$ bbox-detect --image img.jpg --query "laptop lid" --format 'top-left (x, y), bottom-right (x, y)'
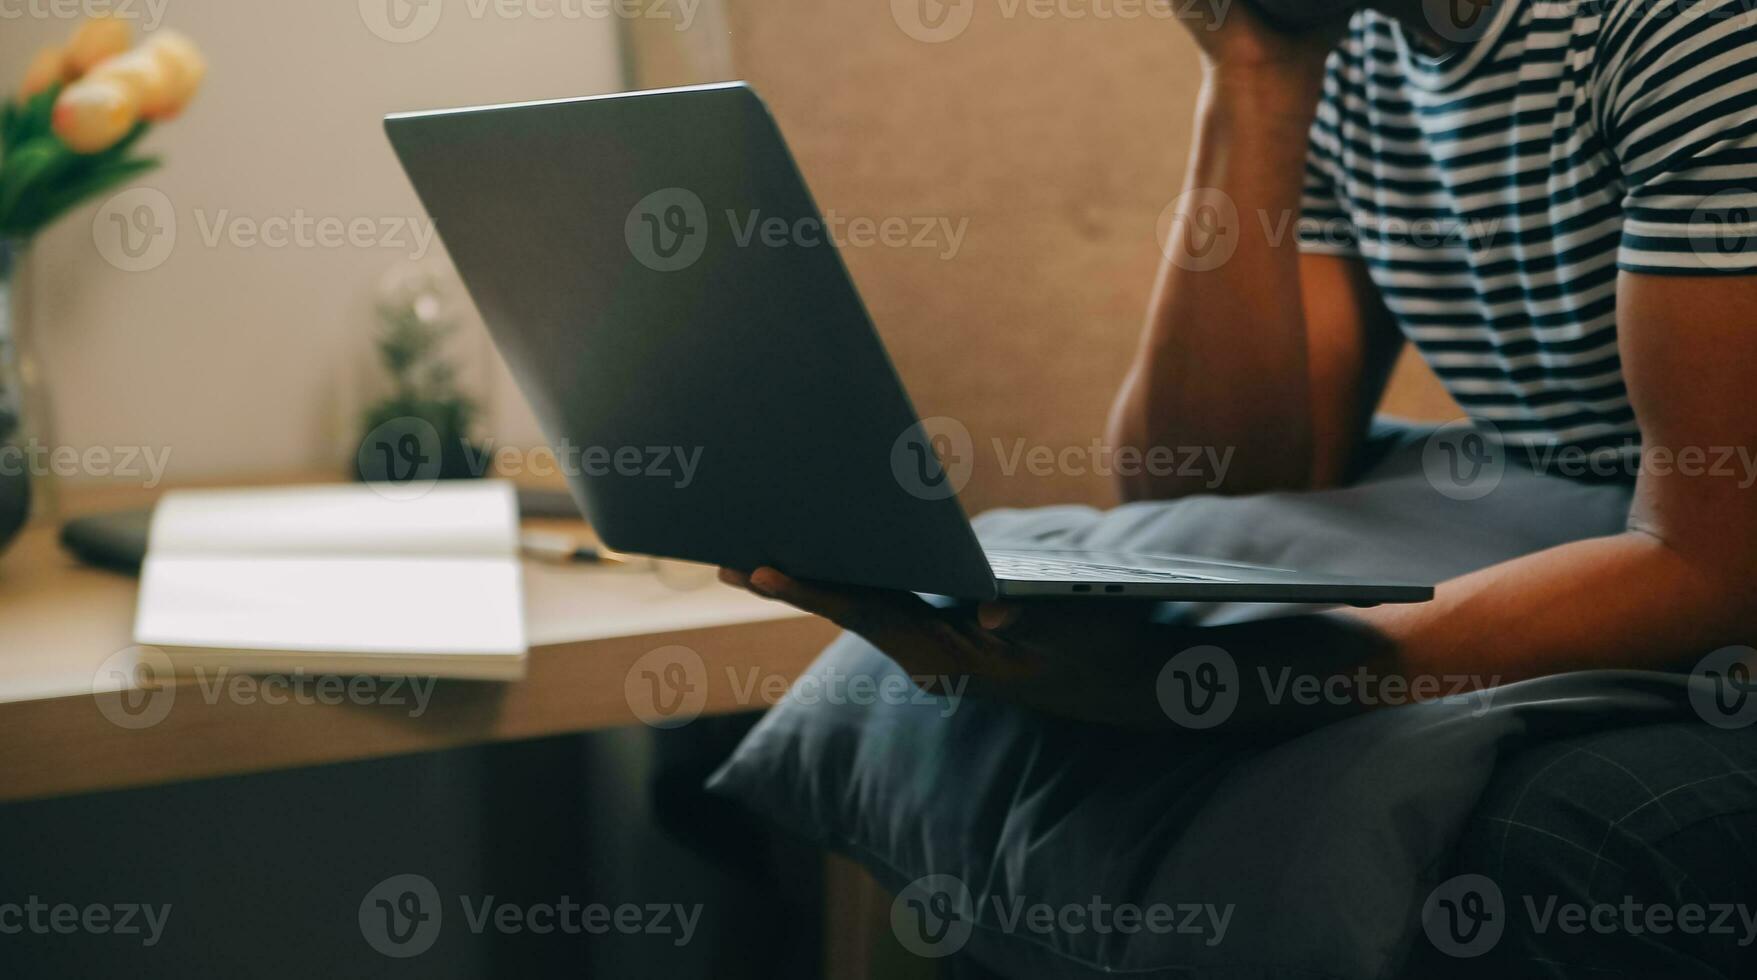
top-left (385, 83), bottom-right (1000, 599)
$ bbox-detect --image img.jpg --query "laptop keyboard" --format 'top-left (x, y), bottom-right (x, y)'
top-left (985, 551), bottom-right (1232, 584)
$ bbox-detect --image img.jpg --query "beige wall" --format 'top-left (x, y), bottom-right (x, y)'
top-left (10, 0), bottom-right (1458, 503)
top-left (4, 0), bottom-right (624, 485)
top-left (633, 0), bottom-right (1460, 512)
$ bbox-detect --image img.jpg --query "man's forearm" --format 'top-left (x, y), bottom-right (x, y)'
top-left (1110, 79), bottom-right (1327, 500)
top-left (1139, 531), bottom-right (1753, 734)
top-left (1360, 530), bottom-right (1748, 684)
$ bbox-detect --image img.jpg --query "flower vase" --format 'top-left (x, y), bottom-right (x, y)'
top-left (0, 238), bottom-right (57, 548)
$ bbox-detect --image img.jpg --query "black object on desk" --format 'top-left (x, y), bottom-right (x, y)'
top-left (60, 509), bottom-right (153, 574)
top-left (58, 486), bottom-right (589, 575)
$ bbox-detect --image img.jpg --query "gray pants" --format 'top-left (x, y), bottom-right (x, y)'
top-left (972, 421), bottom-right (1757, 977)
top-left (1406, 721), bottom-right (1757, 978)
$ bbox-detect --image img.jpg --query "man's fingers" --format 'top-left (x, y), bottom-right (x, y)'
top-left (746, 567), bottom-right (854, 620)
top-left (738, 567), bottom-right (931, 639)
top-left (719, 567), bottom-right (981, 683)
top-left (977, 602), bottom-right (1025, 632)
top-left (722, 566), bottom-right (914, 634)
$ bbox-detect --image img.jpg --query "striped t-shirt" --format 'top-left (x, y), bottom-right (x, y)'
top-left (1301, 0), bottom-right (1757, 470)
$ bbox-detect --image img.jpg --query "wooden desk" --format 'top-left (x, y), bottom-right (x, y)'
top-left (0, 501), bottom-right (839, 804)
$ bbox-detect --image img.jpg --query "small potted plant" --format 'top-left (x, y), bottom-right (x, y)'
top-left (354, 274), bottom-right (487, 485)
top-left (0, 16), bottom-right (205, 552)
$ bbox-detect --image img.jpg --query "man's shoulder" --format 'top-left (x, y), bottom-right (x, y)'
top-left (1587, 0), bottom-right (1757, 47)
top-left (1341, 0), bottom-right (1757, 50)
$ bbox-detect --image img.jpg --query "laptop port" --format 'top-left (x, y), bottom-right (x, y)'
top-left (1105, 585), bottom-right (1124, 594)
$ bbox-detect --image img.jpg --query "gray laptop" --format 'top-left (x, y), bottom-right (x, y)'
top-left (385, 82), bottom-right (1432, 606)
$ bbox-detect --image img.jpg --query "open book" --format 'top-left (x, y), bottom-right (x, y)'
top-left (134, 481), bottom-right (528, 681)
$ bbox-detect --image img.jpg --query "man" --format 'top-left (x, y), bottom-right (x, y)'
top-left (725, 0), bottom-right (1757, 973)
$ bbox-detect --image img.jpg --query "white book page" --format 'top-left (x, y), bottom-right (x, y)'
top-left (136, 557), bottom-right (525, 656)
top-left (136, 481), bottom-right (527, 660)
top-left (147, 481), bottom-right (519, 559)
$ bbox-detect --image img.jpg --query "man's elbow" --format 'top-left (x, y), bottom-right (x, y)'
top-left (1104, 387), bottom-right (1321, 502)
top-left (1104, 408), bottom-right (1188, 503)
top-left (1106, 396), bottom-right (1153, 503)
top-left (1106, 430), bottom-right (1248, 503)
top-left (1626, 519), bottom-right (1757, 635)
top-left (1113, 468), bottom-right (1169, 504)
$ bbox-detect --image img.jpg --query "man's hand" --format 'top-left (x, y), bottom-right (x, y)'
top-left (720, 567), bottom-right (1403, 733)
top-left (1170, 0), bottom-right (1346, 88)
top-left (718, 567), bottom-right (1173, 728)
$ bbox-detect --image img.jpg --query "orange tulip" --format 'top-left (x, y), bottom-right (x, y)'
top-left (18, 46), bottom-right (66, 103)
top-left (142, 31), bottom-right (206, 119)
top-left (90, 50), bottom-right (175, 120)
top-left (51, 76), bottom-right (140, 154)
top-left (64, 15), bottom-right (134, 78)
